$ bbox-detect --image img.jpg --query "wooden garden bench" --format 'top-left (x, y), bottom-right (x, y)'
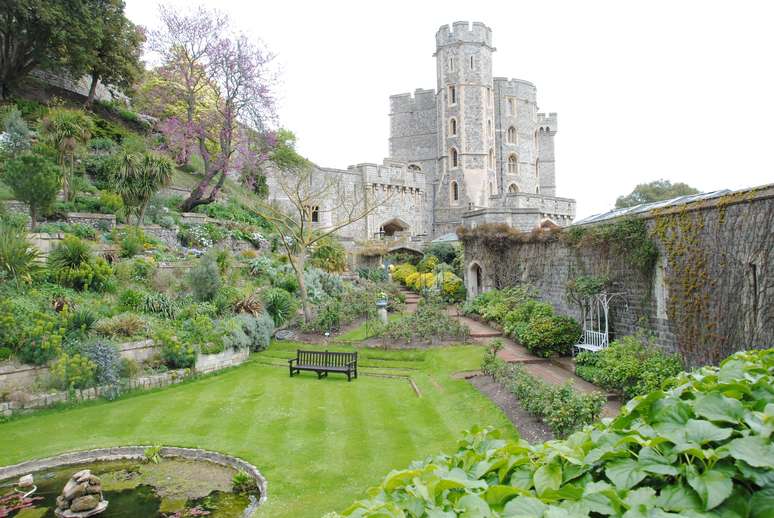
top-left (288, 350), bottom-right (358, 381)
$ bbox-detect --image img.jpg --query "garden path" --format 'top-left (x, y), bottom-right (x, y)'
top-left (396, 288), bottom-right (621, 416)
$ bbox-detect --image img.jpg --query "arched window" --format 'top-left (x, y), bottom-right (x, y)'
top-left (449, 118), bottom-right (457, 136)
top-left (508, 154), bottom-right (518, 174)
top-left (449, 56), bottom-right (455, 72)
top-left (508, 183), bottom-right (519, 193)
top-left (507, 126), bottom-right (516, 144)
top-left (535, 158), bottom-right (539, 176)
top-left (448, 85), bottom-right (456, 105)
top-left (450, 147), bottom-right (459, 168)
top-left (488, 148), bottom-right (494, 169)
top-left (310, 205), bottom-right (319, 223)
top-left (469, 55), bottom-right (474, 69)
top-left (487, 119), bottom-right (492, 137)
top-left (489, 182), bottom-right (493, 196)
top-left (451, 181), bottom-right (459, 202)
top-left (536, 186), bottom-right (541, 194)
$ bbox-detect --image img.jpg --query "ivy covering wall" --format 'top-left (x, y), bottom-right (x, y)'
top-left (460, 186), bottom-right (774, 367)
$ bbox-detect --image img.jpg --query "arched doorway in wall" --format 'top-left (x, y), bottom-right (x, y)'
top-left (467, 262), bottom-right (483, 299)
top-left (380, 217), bottom-right (410, 237)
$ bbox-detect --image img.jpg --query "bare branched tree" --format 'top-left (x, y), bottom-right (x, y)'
top-left (251, 152), bottom-right (395, 322)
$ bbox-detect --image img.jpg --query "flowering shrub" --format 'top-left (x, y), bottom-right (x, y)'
top-left (439, 271), bottom-right (464, 301)
top-left (344, 348), bottom-right (774, 517)
top-left (51, 353), bottom-right (96, 390)
top-left (502, 300), bottom-right (554, 340)
top-left (0, 298), bottom-right (65, 365)
top-left (156, 327), bottom-right (196, 369)
top-left (391, 263), bottom-right (417, 284)
top-left (377, 301), bottom-right (469, 344)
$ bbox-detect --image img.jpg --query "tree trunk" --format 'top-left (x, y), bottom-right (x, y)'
top-left (85, 73), bottom-right (99, 107)
top-left (294, 252), bottom-right (312, 323)
top-left (137, 200), bottom-right (148, 226)
top-left (29, 206), bottom-right (37, 231)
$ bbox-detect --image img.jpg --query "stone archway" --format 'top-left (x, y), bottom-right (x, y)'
top-left (381, 217), bottom-right (410, 237)
top-left (467, 261), bottom-right (484, 299)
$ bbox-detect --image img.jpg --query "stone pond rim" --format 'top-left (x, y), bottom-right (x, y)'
top-left (0, 446), bottom-right (268, 516)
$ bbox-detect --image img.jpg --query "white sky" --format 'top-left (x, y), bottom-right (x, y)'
top-left (125, 0), bottom-right (774, 218)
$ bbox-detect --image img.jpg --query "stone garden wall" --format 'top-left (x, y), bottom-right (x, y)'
top-left (66, 212), bottom-right (116, 230)
top-left (0, 346), bottom-right (250, 416)
top-left (462, 185), bottom-right (774, 367)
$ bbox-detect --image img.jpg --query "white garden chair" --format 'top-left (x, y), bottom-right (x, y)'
top-left (573, 292), bottom-right (626, 355)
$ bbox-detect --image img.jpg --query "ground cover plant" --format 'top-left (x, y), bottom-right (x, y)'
top-left (340, 348), bottom-right (774, 517)
top-left (377, 298), bottom-right (470, 345)
top-left (0, 342), bottom-right (514, 518)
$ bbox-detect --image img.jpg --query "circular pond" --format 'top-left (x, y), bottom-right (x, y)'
top-left (0, 447), bottom-right (266, 518)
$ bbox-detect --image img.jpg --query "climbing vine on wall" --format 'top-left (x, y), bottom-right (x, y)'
top-left (652, 206), bottom-right (711, 365)
top-left (562, 218), bottom-right (659, 275)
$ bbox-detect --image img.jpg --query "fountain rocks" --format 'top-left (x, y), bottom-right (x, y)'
top-left (54, 469), bottom-right (108, 517)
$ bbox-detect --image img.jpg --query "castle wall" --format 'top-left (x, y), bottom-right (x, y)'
top-left (461, 186), bottom-right (774, 367)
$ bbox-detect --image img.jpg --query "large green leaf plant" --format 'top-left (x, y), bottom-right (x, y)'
top-left (339, 349), bottom-right (774, 517)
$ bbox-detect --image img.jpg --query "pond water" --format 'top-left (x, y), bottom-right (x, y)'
top-left (0, 458), bottom-right (254, 517)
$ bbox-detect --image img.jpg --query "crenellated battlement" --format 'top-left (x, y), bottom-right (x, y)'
top-left (390, 88), bottom-right (436, 113)
top-left (436, 21), bottom-right (493, 49)
top-left (537, 112), bottom-right (557, 132)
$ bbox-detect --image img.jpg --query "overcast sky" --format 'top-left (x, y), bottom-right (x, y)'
top-left (125, 0), bottom-right (774, 218)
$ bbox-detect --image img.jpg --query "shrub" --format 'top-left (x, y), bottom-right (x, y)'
top-left (142, 291), bottom-right (177, 319)
top-left (48, 235), bottom-right (93, 271)
top-left (98, 190), bottom-right (125, 216)
top-left (424, 241), bottom-right (457, 264)
top-left (3, 153), bottom-right (61, 229)
top-left (0, 220), bottom-right (40, 285)
top-left (35, 222), bottom-right (97, 240)
top-left (262, 287), bottom-right (298, 327)
top-left (155, 327), bottom-right (196, 369)
top-left (575, 334), bottom-right (683, 399)
top-left (118, 287), bottom-right (145, 311)
top-left (416, 254), bottom-right (438, 273)
top-left (68, 307), bottom-right (98, 333)
top-left (187, 253), bottom-right (222, 301)
top-left (0, 347), bottom-right (11, 361)
top-left (439, 270), bottom-right (464, 302)
top-left (309, 236), bottom-right (346, 272)
top-left (50, 353), bottom-right (96, 390)
top-left (48, 236), bottom-right (113, 291)
top-left (233, 293), bottom-right (263, 317)
top-left (390, 263), bottom-right (416, 284)
top-left (234, 312), bottom-right (274, 352)
top-left (274, 273), bottom-right (299, 294)
top-left (83, 340), bottom-right (121, 388)
top-left (116, 227), bottom-right (146, 257)
top-left (119, 357), bottom-right (140, 379)
top-left (348, 349), bottom-right (774, 517)
top-left (0, 298), bottom-right (65, 365)
top-left (519, 314), bottom-right (581, 357)
top-left (463, 286), bottom-right (537, 325)
top-left (94, 312), bottom-right (147, 338)
top-left (181, 315), bottom-right (220, 353)
top-left (502, 300), bottom-right (554, 340)
top-left (378, 301), bottom-right (469, 344)
top-left (248, 255), bottom-right (276, 278)
top-left (356, 266), bottom-right (387, 282)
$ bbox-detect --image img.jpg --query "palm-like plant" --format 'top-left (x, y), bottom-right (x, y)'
top-left (40, 109), bottom-right (94, 201)
top-left (113, 152), bottom-right (174, 225)
top-left (0, 220), bottom-right (40, 286)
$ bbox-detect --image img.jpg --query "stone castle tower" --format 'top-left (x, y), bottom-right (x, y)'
top-left (389, 21), bottom-right (572, 236)
top-left (295, 22), bottom-right (575, 245)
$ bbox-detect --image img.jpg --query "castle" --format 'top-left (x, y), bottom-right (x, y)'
top-left (271, 21), bottom-right (576, 244)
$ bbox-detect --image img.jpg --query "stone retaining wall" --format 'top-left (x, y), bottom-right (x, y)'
top-left (0, 347), bottom-right (250, 416)
top-left (0, 446), bottom-right (267, 515)
top-left (66, 212), bottom-right (116, 230)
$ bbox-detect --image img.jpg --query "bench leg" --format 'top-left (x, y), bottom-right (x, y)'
top-left (289, 366), bottom-right (294, 377)
top-left (347, 371), bottom-right (351, 382)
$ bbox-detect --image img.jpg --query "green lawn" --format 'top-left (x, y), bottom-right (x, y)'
top-left (0, 342), bottom-right (515, 517)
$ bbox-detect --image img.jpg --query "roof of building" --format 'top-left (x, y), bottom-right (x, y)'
top-left (431, 232), bottom-right (460, 243)
top-left (573, 189), bottom-right (734, 226)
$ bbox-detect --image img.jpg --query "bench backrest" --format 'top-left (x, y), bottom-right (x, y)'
top-left (296, 350), bottom-right (357, 367)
